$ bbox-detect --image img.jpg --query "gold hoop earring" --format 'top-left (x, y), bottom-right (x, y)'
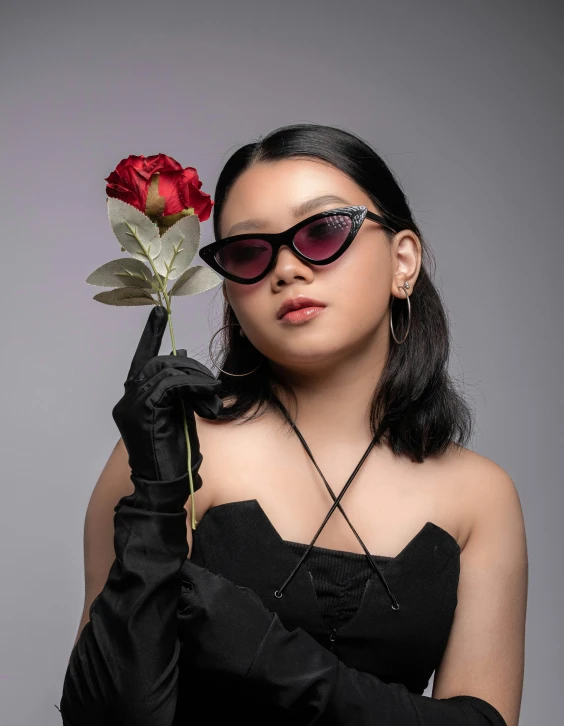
top-left (208, 323), bottom-right (262, 377)
top-left (390, 281), bottom-right (411, 344)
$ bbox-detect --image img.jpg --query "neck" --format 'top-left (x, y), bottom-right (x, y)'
top-left (268, 332), bottom-right (389, 447)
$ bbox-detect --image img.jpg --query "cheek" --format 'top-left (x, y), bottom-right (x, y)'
top-left (327, 241), bottom-right (392, 322)
top-left (224, 280), bottom-right (263, 326)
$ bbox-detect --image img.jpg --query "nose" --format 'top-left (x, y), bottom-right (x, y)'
top-left (270, 245), bottom-right (315, 286)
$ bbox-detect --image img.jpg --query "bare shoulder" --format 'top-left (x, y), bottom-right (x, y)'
top-left (192, 395), bottom-right (257, 508)
top-left (444, 443), bottom-right (527, 556)
top-left (448, 444), bottom-right (523, 515)
top-left (192, 396), bottom-right (250, 445)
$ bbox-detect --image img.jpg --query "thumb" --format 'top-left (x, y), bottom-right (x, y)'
top-left (125, 305), bottom-right (169, 382)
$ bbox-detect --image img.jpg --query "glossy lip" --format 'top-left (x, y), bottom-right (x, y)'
top-left (276, 295), bottom-right (327, 320)
top-left (280, 307), bottom-right (326, 325)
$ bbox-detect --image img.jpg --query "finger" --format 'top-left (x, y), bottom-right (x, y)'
top-left (126, 305), bottom-right (169, 382)
top-left (152, 354), bottom-right (215, 379)
top-left (139, 355), bottom-right (221, 382)
top-left (179, 556), bottom-right (206, 583)
top-left (191, 393), bottom-right (223, 420)
top-left (179, 557), bottom-right (218, 588)
top-left (167, 348), bottom-right (187, 358)
top-left (143, 368), bottom-right (222, 409)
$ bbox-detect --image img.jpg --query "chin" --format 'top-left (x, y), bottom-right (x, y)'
top-left (270, 342), bottom-right (345, 371)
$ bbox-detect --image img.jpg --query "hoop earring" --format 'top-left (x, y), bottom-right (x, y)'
top-left (208, 323), bottom-right (262, 377)
top-left (390, 281), bottom-right (411, 344)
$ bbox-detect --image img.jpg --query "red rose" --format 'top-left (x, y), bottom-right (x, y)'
top-left (105, 153), bottom-right (213, 233)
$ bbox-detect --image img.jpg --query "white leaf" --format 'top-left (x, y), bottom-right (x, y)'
top-left (107, 198), bottom-right (162, 262)
top-left (153, 214), bottom-right (200, 280)
top-left (169, 265), bottom-right (222, 296)
top-left (93, 286), bottom-right (157, 306)
top-left (86, 258), bottom-right (155, 289)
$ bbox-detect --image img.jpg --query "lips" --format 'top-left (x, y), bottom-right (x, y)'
top-left (277, 296), bottom-right (327, 319)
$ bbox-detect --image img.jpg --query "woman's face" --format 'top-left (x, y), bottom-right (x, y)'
top-left (219, 157), bottom-right (420, 375)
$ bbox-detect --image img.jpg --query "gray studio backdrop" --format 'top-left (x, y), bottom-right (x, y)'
top-left (1, 1), bottom-right (562, 724)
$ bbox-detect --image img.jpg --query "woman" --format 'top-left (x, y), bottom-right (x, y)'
top-left (58, 124), bottom-right (527, 725)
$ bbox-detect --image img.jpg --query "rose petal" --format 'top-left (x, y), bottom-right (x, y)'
top-left (145, 153), bottom-right (184, 173)
top-left (106, 166), bottom-right (151, 212)
top-left (158, 170), bottom-right (188, 216)
top-left (180, 174), bottom-right (213, 222)
top-left (112, 154), bottom-right (148, 174)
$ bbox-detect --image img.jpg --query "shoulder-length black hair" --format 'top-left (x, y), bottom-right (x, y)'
top-left (208, 123), bottom-right (473, 463)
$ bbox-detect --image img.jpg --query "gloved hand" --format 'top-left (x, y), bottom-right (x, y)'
top-left (177, 557), bottom-right (276, 677)
top-left (111, 304), bottom-right (223, 484)
top-left (176, 558), bottom-right (507, 726)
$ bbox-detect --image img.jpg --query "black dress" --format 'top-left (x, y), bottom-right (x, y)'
top-left (59, 413), bottom-right (506, 725)
top-left (177, 498), bottom-right (461, 719)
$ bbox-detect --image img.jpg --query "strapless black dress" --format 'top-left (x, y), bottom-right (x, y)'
top-left (189, 401), bottom-right (461, 696)
top-left (187, 497), bottom-right (460, 695)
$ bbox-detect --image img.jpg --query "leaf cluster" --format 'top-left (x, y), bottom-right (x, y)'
top-left (86, 198), bottom-right (221, 306)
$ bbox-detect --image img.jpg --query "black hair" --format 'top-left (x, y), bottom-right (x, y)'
top-left (208, 123), bottom-right (473, 463)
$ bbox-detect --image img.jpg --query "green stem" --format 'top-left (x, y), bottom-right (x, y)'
top-left (127, 225), bottom-right (198, 529)
top-left (166, 310), bottom-right (197, 531)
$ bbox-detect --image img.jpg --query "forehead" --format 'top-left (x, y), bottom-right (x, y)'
top-left (218, 157), bottom-right (372, 237)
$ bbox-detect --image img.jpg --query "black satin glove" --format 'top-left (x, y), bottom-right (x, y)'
top-left (177, 557), bottom-right (276, 677)
top-left (177, 558), bottom-right (508, 726)
top-left (58, 307), bottom-right (223, 726)
top-left (111, 304), bottom-right (223, 484)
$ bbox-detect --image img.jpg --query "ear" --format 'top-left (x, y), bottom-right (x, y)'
top-left (390, 230), bottom-right (421, 297)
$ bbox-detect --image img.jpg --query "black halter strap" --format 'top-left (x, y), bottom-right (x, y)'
top-left (270, 398), bottom-right (399, 611)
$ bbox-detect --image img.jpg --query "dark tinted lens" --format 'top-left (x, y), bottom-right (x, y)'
top-left (293, 215), bottom-right (352, 260)
top-left (216, 238), bottom-right (272, 279)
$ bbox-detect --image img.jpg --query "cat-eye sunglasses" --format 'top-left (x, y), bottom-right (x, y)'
top-left (198, 205), bottom-right (398, 284)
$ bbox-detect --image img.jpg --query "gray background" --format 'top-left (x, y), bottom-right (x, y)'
top-left (1, 1), bottom-right (562, 723)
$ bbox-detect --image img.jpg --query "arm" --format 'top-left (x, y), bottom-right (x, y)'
top-left (431, 460), bottom-right (527, 724)
top-left (178, 462), bottom-right (527, 726)
top-left (68, 438), bottom-right (194, 651)
top-left (59, 466), bottom-right (192, 726)
top-left (58, 306), bottom-right (223, 726)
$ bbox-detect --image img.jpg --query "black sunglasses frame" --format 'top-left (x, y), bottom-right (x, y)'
top-left (198, 205), bottom-right (398, 285)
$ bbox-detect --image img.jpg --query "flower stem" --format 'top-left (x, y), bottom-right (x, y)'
top-left (165, 308), bottom-right (198, 531)
top-left (126, 224), bottom-right (198, 529)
